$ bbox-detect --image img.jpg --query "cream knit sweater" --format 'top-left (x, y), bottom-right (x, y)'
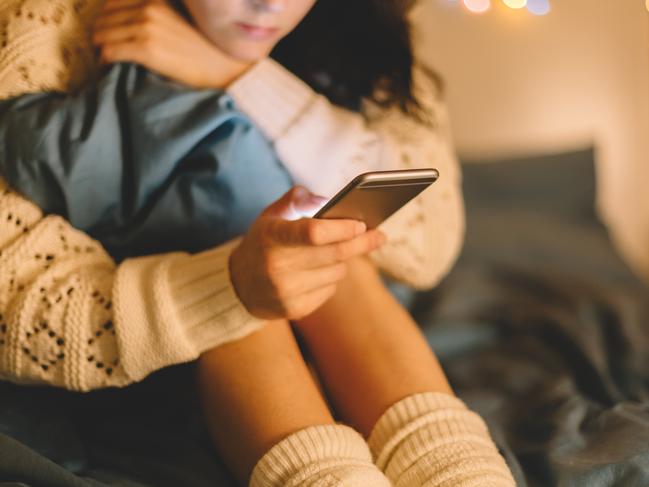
top-left (0, 2), bottom-right (515, 486)
top-left (0, 0), bottom-right (465, 391)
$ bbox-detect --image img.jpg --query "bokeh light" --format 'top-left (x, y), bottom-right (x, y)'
top-left (527, 0), bottom-right (550, 15)
top-left (503, 0), bottom-right (527, 9)
top-left (452, 0), bottom-right (551, 15)
top-left (463, 0), bottom-right (491, 14)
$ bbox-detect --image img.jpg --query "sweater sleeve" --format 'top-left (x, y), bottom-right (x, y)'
top-left (0, 179), bottom-right (264, 392)
top-left (228, 60), bottom-right (465, 289)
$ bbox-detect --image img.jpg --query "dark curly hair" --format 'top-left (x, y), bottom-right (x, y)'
top-left (271, 0), bottom-right (436, 116)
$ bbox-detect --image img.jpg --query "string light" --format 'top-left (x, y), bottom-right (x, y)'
top-left (503, 0), bottom-right (526, 8)
top-left (450, 0), bottom-right (551, 15)
top-left (527, 0), bottom-right (550, 15)
top-left (462, 0), bottom-right (491, 14)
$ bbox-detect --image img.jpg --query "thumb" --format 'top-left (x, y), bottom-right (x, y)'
top-left (264, 186), bottom-right (328, 220)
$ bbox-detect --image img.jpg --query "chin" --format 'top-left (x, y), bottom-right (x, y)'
top-left (221, 40), bottom-right (274, 63)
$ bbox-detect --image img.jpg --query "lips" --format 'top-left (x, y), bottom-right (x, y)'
top-left (235, 22), bottom-right (279, 41)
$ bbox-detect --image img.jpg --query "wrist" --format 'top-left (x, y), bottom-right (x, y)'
top-left (227, 243), bottom-right (246, 306)
top-left (202, 52), bottom-right (253, 90)
top-left (228, 242), bottom-right (262, 318)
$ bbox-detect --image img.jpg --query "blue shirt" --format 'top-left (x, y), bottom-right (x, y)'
top-left (0, 63), bottom-right (293, 260)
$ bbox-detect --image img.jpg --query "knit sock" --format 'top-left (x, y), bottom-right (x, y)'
top-left (368, 392), bottom-right (515, 487)
top-left (249, 424), bottom-right (391, 487)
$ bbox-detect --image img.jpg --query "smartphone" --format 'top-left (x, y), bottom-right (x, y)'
top-left (314, 168), bottom-right (439, 229)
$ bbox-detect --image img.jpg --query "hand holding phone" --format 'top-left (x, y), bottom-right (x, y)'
top-left (229, 187), bottom-right (386, 320)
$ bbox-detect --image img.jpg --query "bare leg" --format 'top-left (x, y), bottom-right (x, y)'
top-left (293, 257), bottom-right (453, 437)
top-left (195, 319), bottom-right (334, 484)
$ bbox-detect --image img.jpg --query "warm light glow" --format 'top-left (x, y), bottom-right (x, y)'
top-left (503, 0), bottom-right (527, 9)
top-left (527, 0), bottom-right (550, 15)
top-left (463, 0), bottom-right (491, 14)
top-left (646, 0), bottom-right (649, 12)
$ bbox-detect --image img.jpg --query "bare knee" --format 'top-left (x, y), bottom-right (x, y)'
top-left (200, 318), bottom-right (292, 359)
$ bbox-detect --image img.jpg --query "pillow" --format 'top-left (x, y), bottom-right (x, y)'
top-left (462, 149), bottom-right (598, 222)
top-left (456, 148), bottom-right (641, 287)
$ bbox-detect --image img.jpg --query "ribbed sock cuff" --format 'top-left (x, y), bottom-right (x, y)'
top-left (250, 424), bottom-right (390, 487)
top-left (368, 392), bottom-right (515, 487)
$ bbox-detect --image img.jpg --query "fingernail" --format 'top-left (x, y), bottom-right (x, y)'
top-left (355, 222), bottom-right (367, 236)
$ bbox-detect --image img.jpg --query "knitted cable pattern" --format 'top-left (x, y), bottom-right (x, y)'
top-left (0, 179), bottom-right (130, 390)
top-left (0, 0), bottom-right (102, 98)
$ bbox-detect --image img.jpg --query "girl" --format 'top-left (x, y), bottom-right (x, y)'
top-left (0, 0), bottom-right (514, 485)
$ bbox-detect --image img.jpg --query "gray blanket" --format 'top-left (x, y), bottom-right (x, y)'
top-left (413, 149), bottom-right (649, 486)
top-left (1, 149), bottom-right (647, 486)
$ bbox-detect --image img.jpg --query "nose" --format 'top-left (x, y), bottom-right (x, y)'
top-left (248, 0), bottom-right (286, 13)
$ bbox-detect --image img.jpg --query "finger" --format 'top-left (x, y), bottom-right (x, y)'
top-left (270, 217), bottom-right (367, 247)
top-left (302, 263), bottom-right (348, 292)
top-left (285, 284), bottom-right (338, 320)
top-left (262, 186), bottom-right (310, 219)
top-left (276, 263), bottom-right (347, 298)
top-left (288, 229), bottom-right (387, 268)
top-left (98, 40), bottom-right (149, 65)
top-left (93, 24), bottom-right (143, 46)
top-left (262, 186), bottom-right (328, 219)
top-left (101, 0), bottom-right (146, 14)
top-left (94, 8), bottom-right (143, 31)
top-left (291, 193), bottom-right (329, 218)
